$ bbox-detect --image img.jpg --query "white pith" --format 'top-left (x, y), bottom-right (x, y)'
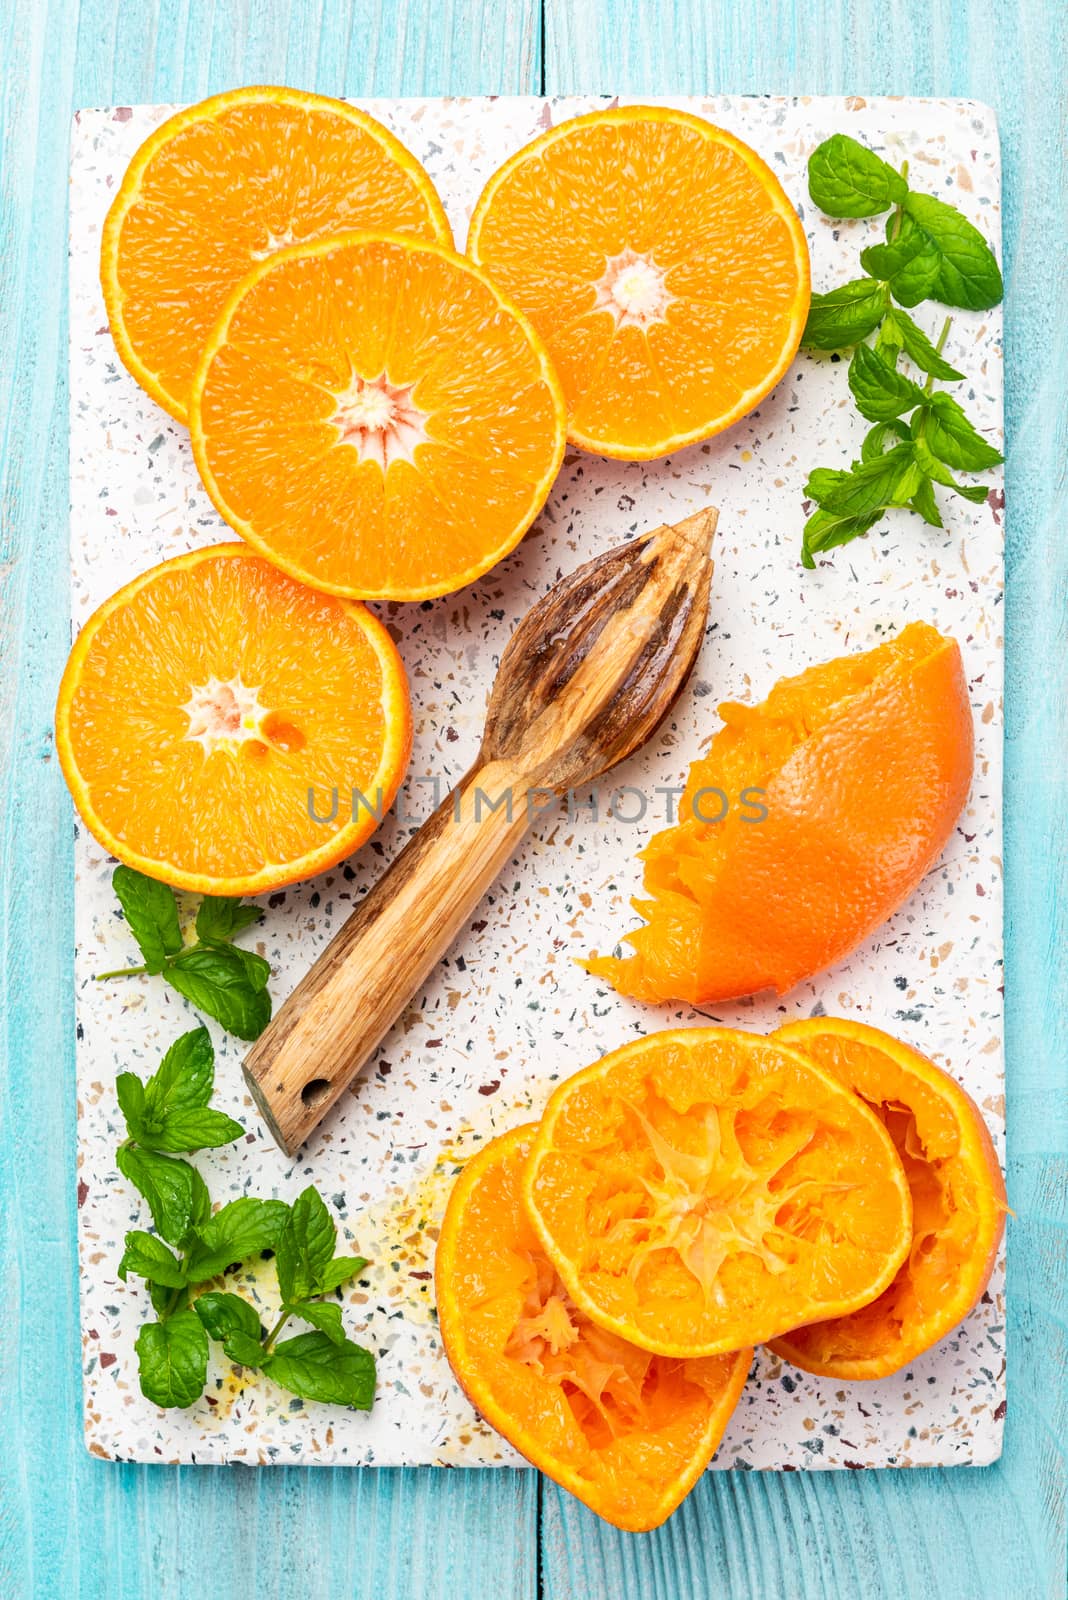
top-left (182, 675), bottom-right (271, 756)
top-left (593, 248), bottom-right (673, 329)
top-left (333, 372), bottom-right (429, 471)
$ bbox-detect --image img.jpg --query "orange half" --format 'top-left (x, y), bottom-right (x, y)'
top-left (468, 105), bottom-right (810, 459)
top-left (190, 232), bottom-right (567, 600)
top-left (436, 1125), bottom-right (751, 1531)
top-left (101, 86), bottom-right (452, 422)
top-left (769, 1019), bottom-right (1006, 1379)
top-left (523, 1029), bottom-right (912, 1358)
top-left (55, 544), bottom-right (411, 894)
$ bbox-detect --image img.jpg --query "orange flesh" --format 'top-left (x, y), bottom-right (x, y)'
top-left (190, 233), bottom-right (567, 600)
top-left (585, 621), bottom-right (974, 1003)
top-left (435, 1125), bottom-right (751, 1531)
top-left (102, 88), bottom-right (452, 421)
top-left (523, 1030), bottom-right (912, 1358)
top-left (468, 107), bottom-right (810, 459)
top-left (769, 1020), bottom-right (1006, 1379)
top-left (55, 545), bottom-right (411, 893)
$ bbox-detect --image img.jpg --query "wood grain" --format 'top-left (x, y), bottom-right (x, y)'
top-left (0, 5), bottom-right (540, 1599)
top-left (2, 0), bottom-right (1065, 1596)
top-left (539, 2), bottom-right (1068, 1597)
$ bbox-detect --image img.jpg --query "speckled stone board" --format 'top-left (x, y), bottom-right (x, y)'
top-left (70, 94), bottom-right (1005, 1469)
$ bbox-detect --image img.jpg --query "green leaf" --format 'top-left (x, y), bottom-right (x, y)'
top-left (263, 1331), bottom-right (376, 1409)
top-left (186, 1197), bottom-right (290, 1283)
top-left (143, 1027), bottom-right (215, 1119)
top-left (276, 1188), bottom-right (337, 1304)
top-left (230, 947), bottom-right (271, 993)
top-left (890, 308), bottom-right (965, 380)
top-left (861, 419), bottom-right (911, 461)
top-left (866, 212), bottom-right (942, 306)
top-left (118, 1230), bottom-right (187, 1288)
top-left (317, 1256), bottom-right (370, 1294)
top-left (922, 392), bottom-right (1004, 471)
top-left (801, 507), bottom-right (883, 567)
top-left (286, 1300), bottom-right (347, 1345)
top-left (909, 476), bottom-right (944, 528)
top-left (135, 1310), bottom-right (209, 1408)
top-left (900, 192), bottom-right (1004, 310)
top-left (112, 866), bottom-right (184, 974)
top-left (912, 430), bottom-right (994, 502)
top-left (847, 343), bottom-right (926, 421)
top-left (116, 1145), bottom-right (199, 1247)
top-left (149, 1280), bottom-right (185, 1317)
top-left (221, 1331), bottom-right (267, 1368)
top-left (166, 945), bottom-right (272, 1040)
top-left (803, 467), bottom-right (851, 505)
top-left (193, 1290), bottom-right (264, 1363)
top-left (809, 443), bottom-right (919, 519)
top-left (137, 1107), bottom-right (246, 1155)
top-left (115, 1072), bottom-right (146, 1136)
top-left (808, 134), bottom-right (907, 217)
top-left (190, 1165), bottom-right (213, 1234)
top-left (195, 896), bottom-right (264, 945)
top-left (802, 278), bottom-right (888, 350)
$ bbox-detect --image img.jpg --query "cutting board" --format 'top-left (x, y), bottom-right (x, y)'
top-left (70, 93), bottom-right (1005, 1469)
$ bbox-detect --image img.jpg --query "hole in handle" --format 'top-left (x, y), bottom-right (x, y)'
top-left (301, 1077), bottom-right (333, 1109)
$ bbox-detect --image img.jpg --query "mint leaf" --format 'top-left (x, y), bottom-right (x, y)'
top-left (135, 1310), bottom-right (209, 1408)
top-left (801, 507), bottom-right (883, 568)
top-left (193, 1290), bottom-right (265, 1363)
top-left (112, 866), bottom-right (184, 974)
top-left (286, 1300), bottom-right (347, 1345)
top-left (276, 1188), bottom-right (337, 1304)
top-left (144, 1027), bottom-right (215, 1119)
top-left (166, 946), bottom-right (272, 1040)
top-left (921, 392), bottom-right (1004, 471)
top-left (912, 430), bottom-right (994, 502)
top-left (861, 419), bottom-right (911, 461)
top-left (808, 444), bottom-right (919, 518)
top-left (230, 947), bottom-right (271, 993)
top-left (808, 134), bottom-right (907, 217)
top-left (803, 278), bottom-right (888, 350)
top-left (263, 1331), bottom-right (376, 1409)
top-left (909, 476), bottom-right (944, 528)
top-left (116, 1145), bottom-right (199, 1248)
top-left (195, 896), bottom-right (263, 945)
top-left (889, 307), bottom-right (965, 380)
top-left (116, 1072), bottom-right (147, 1134)
top-left (137, 1107), bottom-right (245, 1155)
top-left (186, 1197), bottom-right (289, 1283)
top-left (847, 343), bottom-right (926, 421)
top-left (864, 212), bottom-right (942, 306)
top-left (317, 1255), bottom-right (370, 1294)
top-left (900, 192), bottom-right (1003, 310)
top-left (118, 1230), bottom-right (187, 1288)
top-left (149, 1280), bottom-right (186, 1317)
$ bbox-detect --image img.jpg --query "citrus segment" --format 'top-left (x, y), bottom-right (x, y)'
top-left (55, 545), bottom-right (411, 894)
top-left (585, 621), bottom-right (974, 1003)
top-left (523, 1030), bottom-right (912, 1358)
top-left (468, 106), bottom-right (810, 458)
top-left (436, 1125), bottom-right (750, 1530)
top-left (769, 1019), bottom-right (1006, 1379)
top-left (101, 87), bottom-right (452, 421)
top-left (190, 233), bottom-right (567, 600)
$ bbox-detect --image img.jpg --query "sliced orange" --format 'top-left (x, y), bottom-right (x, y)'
top-left (436, 1125), bottom-right (750, 1530)
top-left (189, 232), bottom-right (567, 600)
top-left (523, 1029), bottom-right (912, 1358)
top-left (467, 105), bottom-right (810, 459)
top-left (101, 86), bottom-right (452, 423)
top-left (769, 1019), bottom-right (1006, 1379)
top-left (586, 621), bottom-right (974, 1004)
top-left (55, 544), bottom-right (411, 894)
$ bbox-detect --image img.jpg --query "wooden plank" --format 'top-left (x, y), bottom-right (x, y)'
top-left (0, 3), bottom-right (540, 1598)
top-left (540, 1), bottom-right (1068, 1596)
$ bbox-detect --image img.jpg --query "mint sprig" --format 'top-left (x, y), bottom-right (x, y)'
top-left (99, 865), bottom-right (272, 1041)
top-left (801, 133), bottom-right (1003, 566)
top-left (113, 1032), bottom-right (375, 1412)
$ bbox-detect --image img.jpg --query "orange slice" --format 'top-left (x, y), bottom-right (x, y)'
top-left (101, 86), bottom-right (452, 423)
top-left (55, 544), bottom-right (411, 894)
top-left (436, 1124), bottom-right (751, 1530)
top-left (467, 105), bottom-right (810, 459)
top-left (523, 1029), bottom-right (912, 1358)
top-left (585, 621), bottom-right (974, 1004)
top-left (769, 1019), bottom-right (1006, 1379)
top-left (189, 232), bottom-right (567, 600)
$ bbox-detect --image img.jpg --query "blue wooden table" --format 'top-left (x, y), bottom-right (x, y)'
top-left (2, 2), bottom-right (1065, 1595)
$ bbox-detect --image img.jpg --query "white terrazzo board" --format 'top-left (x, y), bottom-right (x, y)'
top-left (70, 94), bottom-right (1005, 1469)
